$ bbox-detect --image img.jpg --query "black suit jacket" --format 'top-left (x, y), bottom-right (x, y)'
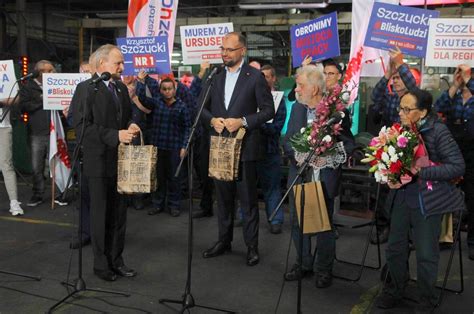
top-left (71, 74), bottom-right (133, 177)
top-left (201, 63), bottom-right (275, 161)
top-left (283, 102), bottom-right (356, 198)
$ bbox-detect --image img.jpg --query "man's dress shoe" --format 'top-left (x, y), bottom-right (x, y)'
top-left (247, 246), bottom-right (259, 266)
top-left (148, 207), bottom-right (163, 215)
top-left (112, 265), bottom-right (137, 277)
top-left (202, 241), bottom-right (231, 258)
top-left (94, 269), bottom-right (117, 282)
top-left (315, 271), bottom-right (332, 288)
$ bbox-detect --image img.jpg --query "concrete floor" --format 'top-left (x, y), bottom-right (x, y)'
top-left (0, 179), bottom-right (473, 314)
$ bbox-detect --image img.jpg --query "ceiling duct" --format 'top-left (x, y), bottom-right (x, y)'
top-left (238, 0), bottom-right (330, 9)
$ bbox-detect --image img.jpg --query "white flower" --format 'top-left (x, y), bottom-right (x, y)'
top-left (374, 171), bottom-right (381, 182)
top-left (381, 152), bottom-right (390, 163)
top-left (390, 154), bottom-right (398, 163)
top-left (379, 163), bottom-right (387, 170)
top-left (341, 92), bottom-right (350, 103)
top-left (388, 145), bottom-right (396, 157)
top-left (322, 135), bottom-right (332, 142)
top-left (307, 135), bottom-right (312, 141)
top-left (300, 127), bottom-right (306, 134)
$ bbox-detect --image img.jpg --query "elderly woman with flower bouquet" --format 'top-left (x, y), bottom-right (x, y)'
top-left (370, 89), bottom-right (465, 312)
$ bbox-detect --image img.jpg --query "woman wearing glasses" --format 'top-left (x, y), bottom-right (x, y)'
top-left (376, 89), bottom-right (465, 312)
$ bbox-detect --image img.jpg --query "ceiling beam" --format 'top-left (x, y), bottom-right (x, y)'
top-left (64, 7), bottom-right (473, 30)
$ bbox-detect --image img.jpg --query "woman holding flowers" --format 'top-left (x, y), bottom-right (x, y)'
top-left (376, 89), bottom-right (465, 312)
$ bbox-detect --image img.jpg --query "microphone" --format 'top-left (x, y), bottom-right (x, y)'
top-left (206, 65), bottom-right (223, 82)
top-left (90, 72), bottom-right (111, 84)
top-left (18, 70), bottom-right (39, 81)
top-left (324, 111), bottom-right (345, 127)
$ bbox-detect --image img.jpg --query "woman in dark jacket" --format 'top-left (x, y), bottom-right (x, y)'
top-left (376, 89), bottom-right (465, 312)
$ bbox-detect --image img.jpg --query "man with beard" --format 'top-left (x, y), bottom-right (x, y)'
top-left (283, 64), bottom-right (355, 288)
top-left (200, 32), bottom-right (274, 266)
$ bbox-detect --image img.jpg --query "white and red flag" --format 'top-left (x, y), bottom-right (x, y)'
top-left (343, 0), bottom-right (398, 105)
top-left (49, 110), bottom-right (72, 193)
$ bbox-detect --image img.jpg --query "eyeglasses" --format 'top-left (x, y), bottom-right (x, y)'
top-left (397, 106), bottom-right (419, 114)
top-left (220, 46), bottom-right (243, 54)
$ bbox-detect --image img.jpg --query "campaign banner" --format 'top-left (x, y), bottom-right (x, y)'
top-left (180, 23), bottom-right (233, 65)
top-left (290, 12), bottom-right (340, 68)
top-left (425, 18), bottom-right (474, 68)
top-left (364, 2), bottom-right (439, 58)
top-left (117, 36), bottom-right (171, 75)
top-left (127, 0), bottom-right (179, 59)
top-left (43, 73), bottom-right (91, 110)
top-left (0, 60), bottom-right (18, 100)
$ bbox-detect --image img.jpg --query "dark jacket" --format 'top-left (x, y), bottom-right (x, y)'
top-left (71, 75), bottom-right (133, 178)
top-left (389, 115), bottom-right (465, 214)
top-left (283, 102), bottom-right (356, 199)
top-left (200, 63), bottom-right (275, 161)
top-left (19, 79), bottom-right (50, 136)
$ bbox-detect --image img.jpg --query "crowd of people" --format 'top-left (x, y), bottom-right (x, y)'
top-left (1, 31), bottom-right (474, 312)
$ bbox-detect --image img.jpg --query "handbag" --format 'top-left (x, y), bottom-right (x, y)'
top-left (117, 131), bottom-right (158, 194)
top-left (292, 181), bottom-right (332, 234)
top-left (208, 128), bottom-right (246, 181)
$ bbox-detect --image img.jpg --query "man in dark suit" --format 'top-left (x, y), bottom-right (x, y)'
top-left (71, 44), bottom-right (140, 281)
top-left (200, 32), bottom-right (274, 266)
top-left (282, 65), bottom-right (355, 288)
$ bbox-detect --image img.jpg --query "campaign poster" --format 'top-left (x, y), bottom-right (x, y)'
top-left (425, 18), bottom-right (474, 68)
top-left (117, 36), bottom-right (171, 75)
top-left (180, 23), bottom-right (233, 65)
top-left (364, 2), bottom-right (439, 58)
top-left (290, 12), bottom-right (340, 68)
top-left (0, 60), bottom-right (18, 100)
top-left (126, 0), bottom-right (179, 59)
top-left (43, 73), bottom-right (91, 110)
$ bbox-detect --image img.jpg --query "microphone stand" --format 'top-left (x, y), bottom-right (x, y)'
top-left (0, 80), bottom-right (41, 281)
top-left (159, 72), bottom-right (235, 313)
top-left (269, 148), bottom-right (317, 314)
top-left (49, 83), bottom-right (129, 313)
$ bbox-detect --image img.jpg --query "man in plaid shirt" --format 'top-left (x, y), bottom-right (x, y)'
top-left (371, 47), bottom-right (418, 127)
top-left (435, 64), bottom-right (474, 261)
top-left (136, 73), bottom-right (191, 217)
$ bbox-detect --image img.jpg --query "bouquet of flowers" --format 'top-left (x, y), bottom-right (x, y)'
top-left (361, 123), bottom-right (418, 184)
top-left (290, 84), bottom-right (350, 169)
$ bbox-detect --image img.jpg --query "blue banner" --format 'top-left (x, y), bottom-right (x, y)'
top-left (116, 36), bottom-right (171, 75)
top-left (290, 12), bottom-right (340, 68)
top-left (364, 3), bottom-right (439, 58)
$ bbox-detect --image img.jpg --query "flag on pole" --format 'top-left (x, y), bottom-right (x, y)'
top-left (343, 0), bottom-right (398, 105)
top-left (49, 110), bottom-right (72, 193)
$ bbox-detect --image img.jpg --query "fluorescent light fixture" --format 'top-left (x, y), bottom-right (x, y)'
top-left (171, 60), bottom-right (180, 64)
top-left (239, 0), bottom-right (329, 9)
top-left (172, 52), bottom-right (181, 57)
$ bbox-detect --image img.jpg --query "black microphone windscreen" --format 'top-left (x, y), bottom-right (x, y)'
top-left (101, 72), bottom-right (111, 80)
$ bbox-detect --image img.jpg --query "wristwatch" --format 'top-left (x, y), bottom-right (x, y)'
top-left (241, 117), bottom-right (248, 129)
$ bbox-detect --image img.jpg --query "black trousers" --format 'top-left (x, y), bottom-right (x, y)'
top-left (214, 161), bottom-right (259, 247)
top-left (88, 176), bottom-right (127, 271)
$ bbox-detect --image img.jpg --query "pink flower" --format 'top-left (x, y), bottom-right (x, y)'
top-left (369, 137), bottom-right (380, 147)
top-left (397, 136), bottom-right (408, 148)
